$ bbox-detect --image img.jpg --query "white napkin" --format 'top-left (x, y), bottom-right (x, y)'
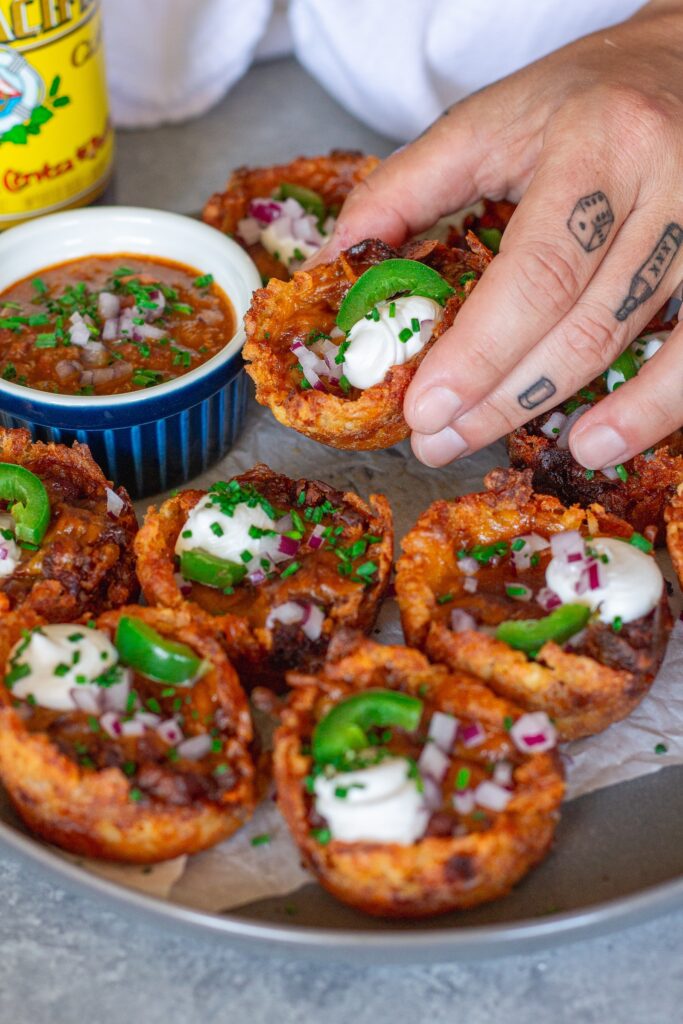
top-left (103, 0), bottom-right (645, 137)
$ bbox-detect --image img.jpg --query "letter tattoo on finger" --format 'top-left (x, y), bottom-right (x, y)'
top-left (615, 223), bottom-right (683, 321)
top-left (567, 192), bottom-right (615, 252)
top-left (518, 376), bottom-right (557, 410)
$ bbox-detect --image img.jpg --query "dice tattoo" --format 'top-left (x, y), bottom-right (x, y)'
top-left (567, 192), bottom-right (614, 252)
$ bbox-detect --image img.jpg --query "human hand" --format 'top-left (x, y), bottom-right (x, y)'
top-left (313, 1), bottom-right (683, 468)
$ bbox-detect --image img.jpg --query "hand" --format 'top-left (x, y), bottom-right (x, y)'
top-left (313, 1), bottom-right (683, 468)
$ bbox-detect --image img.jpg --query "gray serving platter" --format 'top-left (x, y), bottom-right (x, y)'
top-left (2, 762), bottom-right (682, 963)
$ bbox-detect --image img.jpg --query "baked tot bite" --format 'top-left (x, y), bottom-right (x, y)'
top-left (447, 197), bottom-right (516, 253)
top-left (665, 480), bottom-right (683, 589)
top-left (135, 464), bottom-right (393, 688)
top-left (0, 428), bottom-right (137, 620)
top-left (202, 149), bottom-right (379, 281)
top-left (243, 235), bottom-right (491, 450)
top-left (274, 633), bottom-right (564, 918)
top-left (396, 469), bottom-right (672, 741)
top-left (508, 325), bottom-right (683, 542)
top-left (0, 605), bottom-right (256, 862)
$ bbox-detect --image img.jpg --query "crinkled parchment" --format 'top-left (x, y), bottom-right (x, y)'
top-left (42, 404), bottom-right (683, 909)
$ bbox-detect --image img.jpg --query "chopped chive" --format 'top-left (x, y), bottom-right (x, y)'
top-left (250, 833), bottom-right (271, 847)
top-left (398, 327), bottom-right (413, 343)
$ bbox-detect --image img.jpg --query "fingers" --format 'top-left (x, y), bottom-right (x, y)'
top-left (404, 147), bottom-right (633, 437)
top-left (411, 206), bottom-right (683, 466)
top-left (307, 81), bottom-right (544, 267)
top-left (569, 319), bottom-right (683, 468)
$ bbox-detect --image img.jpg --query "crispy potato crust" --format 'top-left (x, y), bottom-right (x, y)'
top-left (243, 235), bottom-right (491, 450)
top-left (508, 425), bottom-right (683, 544)
top-left (275, 633), bottom-right (564, 918)
top-left (202, 149), bottom-right (380, 281)
top-left (665, 480), bottom-right (683, 590)
top-left (0, 605), bottom-right (256, 863)
top-left (396, 468), bottom-right (672, 740)
top-left (134, 464), bottom-right (393, 688)
top-left (0, 428), bottom-right (138, 619)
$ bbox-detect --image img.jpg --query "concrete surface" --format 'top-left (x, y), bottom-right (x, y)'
top-left (2, 57), bottom-right (682, 1024)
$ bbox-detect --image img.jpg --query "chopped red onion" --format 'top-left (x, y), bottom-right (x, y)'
top-left (301, 603), bottom-right (325, 642)
top-left (266, 601), bottom-right (306, 629)
top-left (452, 789), bottom-right (475, 815)
top-left (133, 323), bottom-right (166, 341)
top-left (98, 291), bottom-right (120, 319)
top-left (236, 216), bottom-right (262, 245)
top-left (80, 341), bottom-right (109, 367)
top-left (493, 761), bottom-right (513, 788)
top-left (601, 465), bottom-right (620, 481)
top-left (541, 411), bottom-right (567, 440)
top-left (418, 741), bottom-right (450, 784)
top-left (135, 711), bottom-right (161, 728)
top-left (106, 487), bottom-right (124, 517)
top-left (177, 733), bottom-right (213, 761)
top-left (427, 711), bottom-right (458, 754)
top-left (458, 556), bottom-right (479, 576)
top-left (511, 533), bottom-right (550, 571)
top-left (422, 774), bottom-right (442, 810)
top-left (278, 534), bottom-right (300, 557)
top-left (120, 719), bottom-right (145, 738)
top-left (576, 559), bottom-right (603, 595)
top-left (536, 586), bottom-right (562, 612)
top-left (463, 576), bottom-right (478, 594)
top-left (156, 719), bottom-right (184, 746)
top-left (247, 568), bottom-right (267, 586)
top-left (54, 359), bottom-right (81, 381)
top-left (475, 780), bottom-right (512, 812)
top-left (550, 530), bottom-right (585, 563)
top-left (100, 711), bottom-right (123, 739)
top-left (69, 321), bottom-right (91, 347)
top-left (510, 712), bottom-right (557, 753)
top-left (308, 524), bottom-right (325, 549)
top-left (275, 512), bottom-right (293, 532)
top-left (461, 721), bottom-right (485, 748)
top-left (70, 687), bottom-right (101, 714)
top-left (100, 670), bottom-right (131, 713)
top-left (101, 317), bottom-right (119, 341)
top-left (556, 404), bottom-right (592, 449)
top-left (450, 608), bottom-right (477, 633)
top-left (173, 571), bottom-right (192, 597)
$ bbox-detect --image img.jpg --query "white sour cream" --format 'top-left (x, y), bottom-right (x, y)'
top-left (259, 223), bottom-right (320, 266)
top-left (8, 624), bottom-right (119, 711)
top-left (175, 495), bottom-right (275, 565)
top-left (343, 295), bottom-right (443, 390)
top-left (314, 756), bottom-right (428, 845)
top-left (545, 537), bottom-right (663, 624)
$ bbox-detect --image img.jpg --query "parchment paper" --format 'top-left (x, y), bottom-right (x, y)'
top-left (50, 403), bottom-right (683, 910)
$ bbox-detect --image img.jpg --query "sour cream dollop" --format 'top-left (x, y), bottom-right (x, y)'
top-left (545, 536), bottom-right (663, 624)
top-left (175, 495), bottom-right (275, 564)
top-left (343, 295), bottom-right (443, 390)
top-left (8, 624), bottom-right (119, 711)
top-left (314, 757), bottom-right (428, 845)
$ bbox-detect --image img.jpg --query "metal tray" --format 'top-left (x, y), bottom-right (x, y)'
top-left (2, 762), bottom-right (682, 963)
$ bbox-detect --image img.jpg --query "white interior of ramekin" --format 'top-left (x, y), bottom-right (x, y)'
top-left (0, 206), bottom-right (261, 408)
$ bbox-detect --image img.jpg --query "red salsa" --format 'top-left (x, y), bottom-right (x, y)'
top-left (0, 255), bottom-right (235, 396)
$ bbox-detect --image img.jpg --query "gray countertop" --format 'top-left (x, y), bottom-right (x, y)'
top-left (2, 56), bottom-right (682, 1024)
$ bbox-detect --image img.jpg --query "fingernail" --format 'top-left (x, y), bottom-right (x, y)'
top-left (409, 386), bottom-right (463, 434)
top-left (412, 426), bottom-right (469, 467)
top-left (570, 424), bottom-right (629, 469)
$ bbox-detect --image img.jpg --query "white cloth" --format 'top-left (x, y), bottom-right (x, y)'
top-left (103, 0), bottom-right (645, 137)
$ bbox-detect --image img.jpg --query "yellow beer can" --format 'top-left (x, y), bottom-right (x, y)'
top-left (0, 0), bottom-right (114, 228)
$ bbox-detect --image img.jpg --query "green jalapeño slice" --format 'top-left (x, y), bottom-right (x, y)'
top-left (179, 549), bottom-right (247, 590)
top-left (335, 259), bottom-right (455, 333)
top-left (115, 616), bottom-right (205, 684)
top-left (0, 463), bottom-right (50, 545)
top-left (496, 604), bottom-right (591, 655)
top-left (312, 689), bottom-right (424, 765)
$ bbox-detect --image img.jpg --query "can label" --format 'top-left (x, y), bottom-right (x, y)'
top-left (0, 0), bottom-right (113, 226)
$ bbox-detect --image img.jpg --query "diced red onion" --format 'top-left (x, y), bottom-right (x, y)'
top-left (266, 601), bottom-right (306, 629)
top-left (177, 733), bottom-right (213, 761)
top-left (422, 775), bottom-right (442, 810)
top-left (463, 576), bottom-right (478, 594)
top-left (461, 721), bottom-right (485, 748)
top-left (101, 670), bottom-right (131, 713)
top-left (536, 586), bottom-right (562, 612)
top-left (452, 789), bottom-right (475, 815)
top-left (511, 533), bottom-right (549, 571)
top-left (450, 608), bottom-right (477, 633)
top-left (149, 289), bottom-right (166, 316)
top-left (156, 719), bottom-right (184, 746)
top-left (278, 534), bottom-right (300, 557)
top-left (550, 530), bottom-right (585, 563)
top-left (556, 404), bottom-right (592, 449)
top-left (98, 291), bottom-right (120, 319)
top-left (541, 411), bottom-right (567, 440)
top-left (418, 741), bottom-right (450, 784)
top-left (135, 711), bottom-right (161, 728)
top-left (100, 711), bottom-right (123, 739)
top-left (106, 487), bottom-right (124, 517)
top-left (80, 341), bottom-right (110, 367)
top-left (274, 512), bottom-right (293, 532)
top-left (601, 465), bottom-right (620, 481)
top-left (249, 198), bottom-right (283, 224)
top-left (69, 321), bottom-right (91, 347)
top-left (475, 780), bottom-right (512, 812)
top-left (133, 323), bottom-right (166, 340)
top-left (101, 317), bottom-right (119, 341)
top-left (308, 524), bottom-right (325, 549)
top-left (120, 719), bottom-right (145, 738)
top-left (70, 686), bottom-right (101, 714)
top-left (510, 712), bottom-right (558, 753)
top-left (458, 556), bottom-right (479, 577)
top-left (427, 711), bottom-right (458, 754)
top-left (173, 571), bottom-right (192, 597)
top-left (566, 627), bottom-right (588, 649)
top-left (576, 559), bottom-right (603, 595)
top-left (55, 359), bottom-right (81, 381)
top-left (247, 568), bottom-right (267, 586)
top-left (236, 216), bottom-right (262, 245)
top-left (301, 603), bottom-right (325, 642)
top-left (493, 761), bottom-right (513, 788)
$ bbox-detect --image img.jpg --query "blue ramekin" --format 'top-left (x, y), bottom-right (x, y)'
top-left (0, 207), bottom-right (261, 499)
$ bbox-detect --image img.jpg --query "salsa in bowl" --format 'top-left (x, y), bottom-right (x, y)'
top-left (0, 208), bottom-right (261, 498)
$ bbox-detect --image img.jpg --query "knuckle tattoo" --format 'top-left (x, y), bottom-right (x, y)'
top-left (517, 376), bottom-right (557, 410)
top-left (567, 192), bottom-right (615, 251)
top-left (615, 223), bottom-right (683, 321)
